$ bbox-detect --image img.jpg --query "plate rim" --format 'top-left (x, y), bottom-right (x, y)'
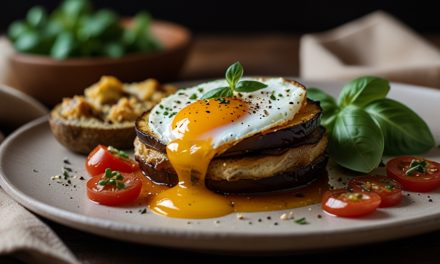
top-left (1, 80), bottom-right (440, 252)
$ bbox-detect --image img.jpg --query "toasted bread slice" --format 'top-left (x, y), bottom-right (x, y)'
top-left (49, 77), bottom-right (174, 154)
top-left (50, 105), bottom-right (136, 154)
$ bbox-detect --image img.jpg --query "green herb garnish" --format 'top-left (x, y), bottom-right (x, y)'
top-left (107, 146), bottom-right (129, 159)
top-left (99, 168), bottom-right (125, 189)
top-left (200, 62), bottom-right (268, 99)
top-left (406, 159), bottom-right (428, 176)
top-left (307, 76), bottom-right (434, 173)
top-left (294, 217), bottom-right (309, 225)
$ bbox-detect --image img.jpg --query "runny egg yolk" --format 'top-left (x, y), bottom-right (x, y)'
top-left (150, 98), bottom-right (249, 218)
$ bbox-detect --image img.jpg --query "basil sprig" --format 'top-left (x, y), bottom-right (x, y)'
top-left (201, 62), bottom-right (268, 99)
top-left (308, 76), bottom-right (435, 173)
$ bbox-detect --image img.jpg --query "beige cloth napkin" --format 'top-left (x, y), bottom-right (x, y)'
top-left (0, 38), bottom-right (79, 263)
top-left (0, 190), bottom-right (79, 264)
top-left (300, 11), bottom-right (440, 88)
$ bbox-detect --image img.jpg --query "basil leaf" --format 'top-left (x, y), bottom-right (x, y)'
top-left (14, 31), bottom-right (41, 52)
top-left (8, 21), bottom-right (30, 41)
top-left (61, 0), bottom-right (91, 18)
top-left (225, 61), bottom-right (243, 89)
top-left (235, 80), bottom-right (267, 92)
top-left (365, 99), bottom-right (435, 155)
top-left (329, 106), bottom-right (384, 173)
top-left (26, 6), bottom-right (47, 28)
top-left (50, 32), bottom-right (75, 59)
top-left (338, 76), bottom-right (390, 108)
top-left (307, 88), bottom-right (339, 127)
top-left (200, 87), bottom-right (233, 99)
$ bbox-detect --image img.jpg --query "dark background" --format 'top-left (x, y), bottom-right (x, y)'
top-left (1, 0), bottom-right (439, 34)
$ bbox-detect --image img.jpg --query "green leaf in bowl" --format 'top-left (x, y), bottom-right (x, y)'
top-left (26, 6), bottom-right (47, 28)
top-left (14, 31), bottom-right (42, 53)
top-left (8, 21), bottom-right (30, 41)
top-left (50, 32), bottom-right (76, 59)
top-left (104, 42), bottom-right (125, 58)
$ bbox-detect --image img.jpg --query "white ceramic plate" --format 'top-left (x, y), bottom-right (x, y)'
top-left (0, 84), bottom-right (48, 131)
top-left (1, 80), bottom-right (440, 252)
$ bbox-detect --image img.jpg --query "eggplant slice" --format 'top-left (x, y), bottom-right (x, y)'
top-left (135, 99), bottom-right (323, 157)
top-left (134, 128), bottom-right (328, 194)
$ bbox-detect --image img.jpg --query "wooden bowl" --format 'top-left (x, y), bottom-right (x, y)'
top-left (9, 20), bottom-right (192, 106)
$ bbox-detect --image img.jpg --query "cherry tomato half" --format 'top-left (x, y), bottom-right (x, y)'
top-left (322, 189), bottom-right (381, 217)
top-left (87, 171), bottom-right (142, 206)
top-left (387, 156), bottom-right (440, 192)
top-left (348, 176), bottom-right (402, 208)
top-left (86, 145), bottom-right (137, 177)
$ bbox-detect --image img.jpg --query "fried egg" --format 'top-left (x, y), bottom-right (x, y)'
top-left (147, 77), bottom-right (307, 218)
top-left (149, 78), bottom-right (306, 149)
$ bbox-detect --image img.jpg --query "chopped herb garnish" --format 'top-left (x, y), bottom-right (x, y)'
top-left (98, 169), bottom-right (125, 190)
top-left (163, 111), bottom-right (169, 116)
top-left (169, 112), bottom-right (177, 118)
top-left (198, 88), bottom-right (204, 93)
top-left (189, 94), bottom-right (198, 100)
top-left (294, 217), bottom-right (309, 225)
top-left (108, 146), bottom-right (129, 159)
top-left (216, 97), bottom-right (230, 105)
top-left (406, 159), bottom-right (428, 176)
top-left (159, 104), bottom-right (164, 109)
top-left (270, 94), bottom-right (276, 100)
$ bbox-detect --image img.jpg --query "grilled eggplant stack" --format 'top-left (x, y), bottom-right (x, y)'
top-left (134, 99), bottom-right (328, 194)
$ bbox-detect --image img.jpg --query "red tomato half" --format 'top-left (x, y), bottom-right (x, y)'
top-left (87, 172), bottom-right (142, 206)
top-left (322, 189), bottom-right (381, 217)
top-left (348, 176), bottom-right (402, 208)
top-left (86, 145), bottom-right (137, 176)
top-left (387, 156), bottom-right (440, 192)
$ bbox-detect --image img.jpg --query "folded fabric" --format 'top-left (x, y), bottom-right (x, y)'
top-left (300, 11), bottom-right (440, 88)
top-left (0, 189), bottom-right (79, 263)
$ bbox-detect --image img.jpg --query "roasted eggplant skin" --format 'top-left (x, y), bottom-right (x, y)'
top-left (135, 99), bottom-right (323, 157)
top-left (49, 115), bottom-right (135, 154)
top-left (136, 152), bottom-right (328, 194)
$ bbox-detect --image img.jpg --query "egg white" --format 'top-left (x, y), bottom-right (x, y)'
top-left (148, 77), bottom-right (306, 149)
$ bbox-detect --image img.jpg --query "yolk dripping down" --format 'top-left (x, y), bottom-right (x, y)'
top-left (150, 98), bottom-right (249, 218)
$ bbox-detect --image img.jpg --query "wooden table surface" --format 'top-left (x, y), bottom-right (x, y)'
top-left (3, 33), bottom-right (440, 264)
